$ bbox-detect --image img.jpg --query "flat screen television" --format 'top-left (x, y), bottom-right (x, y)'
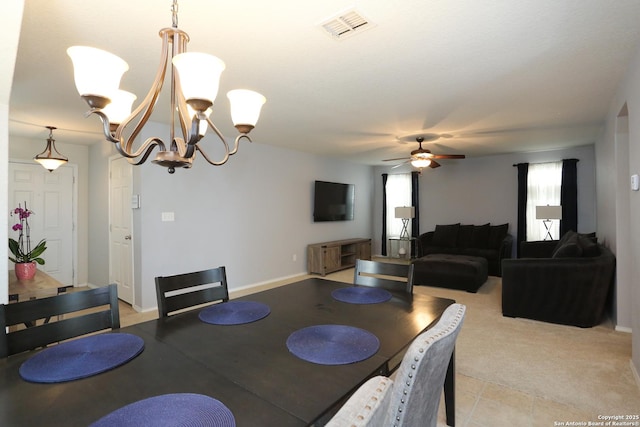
top-left (313, 180), bottom-right (355, 222)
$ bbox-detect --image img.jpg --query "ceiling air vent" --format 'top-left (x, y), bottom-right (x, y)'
top-left (319, 9), bottom-right (375, 40)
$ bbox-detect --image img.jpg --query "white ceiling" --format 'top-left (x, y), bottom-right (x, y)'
top-left (8, 0), bottom-right (640, 166)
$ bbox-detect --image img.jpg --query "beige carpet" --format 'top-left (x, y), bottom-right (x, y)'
top-left (322, 267), bottom-right (640, 421)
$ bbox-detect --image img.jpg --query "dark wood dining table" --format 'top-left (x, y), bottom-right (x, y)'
top-left (0, 277), bottom-right (456, 426)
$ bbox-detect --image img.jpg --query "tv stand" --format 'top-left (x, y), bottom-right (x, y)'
top-left (307, 238), bottom-right (372, 276)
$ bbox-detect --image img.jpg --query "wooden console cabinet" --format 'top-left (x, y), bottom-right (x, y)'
top-left (307, 238), bottom-right (372, 276)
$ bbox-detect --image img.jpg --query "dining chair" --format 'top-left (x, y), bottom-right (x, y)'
top-left (353, 259), bottom-right (415, 294)
top-left (155, 266), bottom-right (229, 317)
top-left (0, 284), bottom-right (121, 358)
top-left (325, 303), bottom-right (466, 427)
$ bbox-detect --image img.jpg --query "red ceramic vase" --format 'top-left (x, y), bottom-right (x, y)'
top-left (15, 262), bottom-right (37, 281)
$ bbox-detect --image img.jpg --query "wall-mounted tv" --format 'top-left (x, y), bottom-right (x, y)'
top-left (313, 180), bottom-right (355, 222)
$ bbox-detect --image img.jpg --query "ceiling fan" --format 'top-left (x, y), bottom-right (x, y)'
top-left (383, 136), bottom-right (466, 169)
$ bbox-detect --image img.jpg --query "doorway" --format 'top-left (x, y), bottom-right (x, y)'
top-left (109, 157), bottom-right (134, 304)
top-left (8, 161), bottom-right (76, 285)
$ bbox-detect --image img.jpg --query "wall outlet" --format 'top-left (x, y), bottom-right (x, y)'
top-left (292, 254), bottom-right (297, 262)
top-left (161, 212), bottom-right (175, 222)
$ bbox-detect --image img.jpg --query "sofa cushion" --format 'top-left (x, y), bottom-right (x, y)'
top-left (577, 233), bottom-right (600, 257)
top-left (553, 230), bottom-right (577, 254)
top-left (470, 223), bottom-right (490, 248)
top-left (553, 233), bottom-right (583, 258)
top-left (488, 223), bottom-right (509, 249)
top-left (457, 225), bottom-right (474, 248)
top-left (432, 223), bottom-right (460, 247)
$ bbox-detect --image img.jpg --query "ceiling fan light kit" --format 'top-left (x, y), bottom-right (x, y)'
top-left (67, 0), bottom-right (266, 174)
top-left (383, 136), bottom-right (465, 170)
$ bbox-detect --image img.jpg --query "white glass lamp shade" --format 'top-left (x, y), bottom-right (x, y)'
top-left (227, 89), bottom-right (267, 127)
top-left (172, 52), bottom-right (226, 106)
top-left (101, 90), bottom-right (137, 124)
top-left (35, 158), bottom-right (66, 172)
top-left (411, 158), bottom-right (431, 168)
top-left (67, 46), bottom-right (129, 98)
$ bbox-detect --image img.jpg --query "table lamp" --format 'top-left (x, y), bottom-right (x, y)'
top-left (395, 206), bottom-right (415, 239)
top-left (535, 205), bottom-right (562, 240)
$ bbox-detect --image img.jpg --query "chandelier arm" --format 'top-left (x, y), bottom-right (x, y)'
top-left (195, 145), bottom-right (230, 166)
top-left (115, 136), bottom-right (166, 161)
top-left (87, 109), bottom-right (121, 144)
top-left (125, 138), bottom-right (166, 165)
top-left (230, 134), bottom-right (252, 156)
top-left (116, 29), bottom-right (178, 154)
top-left (182, 118), bottom-right (203, 159)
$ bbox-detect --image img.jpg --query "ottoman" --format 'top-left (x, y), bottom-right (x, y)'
top-left (412, 254), bottom-right (488, 293)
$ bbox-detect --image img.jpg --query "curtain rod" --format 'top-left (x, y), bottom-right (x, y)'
top-left (512, 158), bottom-right (579, 167)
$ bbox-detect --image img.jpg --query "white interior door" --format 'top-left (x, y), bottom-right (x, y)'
top-left (8, 162), bottom-right (75, 285)
top-left (109, 157), bottom-right (134, 304)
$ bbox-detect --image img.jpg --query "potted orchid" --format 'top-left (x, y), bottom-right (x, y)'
top-left (8, 202), bottom-right (46, 280)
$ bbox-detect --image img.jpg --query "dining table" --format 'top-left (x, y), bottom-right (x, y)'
top-left (0, 277), bottom-right (456, 426)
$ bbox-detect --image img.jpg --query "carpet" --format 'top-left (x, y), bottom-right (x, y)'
top-left (319, 268), bottom-right (640, 415)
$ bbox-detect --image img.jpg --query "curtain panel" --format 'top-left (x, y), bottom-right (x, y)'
top-left (560, 159), bottom-right (579, 235)
top-left (381, 173), bottom-right (388, 256)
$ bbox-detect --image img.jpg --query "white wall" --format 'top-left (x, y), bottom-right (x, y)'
top-left (598, 39), bottom-right (640, 379)
top-left (372, 145), bottom-right (596, 255)
top-left (86, 122), bottom-right (374, 311)
top-left (0, 1), bottom-right (25, 304)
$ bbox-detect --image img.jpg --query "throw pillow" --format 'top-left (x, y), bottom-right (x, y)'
top-left (552, 232), bottom-right (583, 258)
top-left (577, 233), bottom-right (600, 257)
top-left (457, 225), bottom-right (474, 248)
top-left (553, 230), bottom-right (577, 253)
top-left (432, 223), bottom-right (460, 247)
top-left (470, 223), bottom-right (490, 248)
top-left (488, 223), bottom-right (509, 249)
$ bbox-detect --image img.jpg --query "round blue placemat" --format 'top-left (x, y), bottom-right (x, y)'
top-left (199, 301), bottom-right (270, 325)
top-left (90, 393), bottom-right (236, 427)
top-left (286, 324), bottom-right (380, 365)
top-left (19, 333), bottom-right (145, 383)
top-left (331, 286), bottom-right (392, 304)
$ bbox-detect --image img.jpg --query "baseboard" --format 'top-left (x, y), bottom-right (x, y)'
top-left (229, 271), bottom-right (309, 299)
top-left (615, 325), bottom-right (633, 333)
top-left (631, 359), bottom-right (640, 390)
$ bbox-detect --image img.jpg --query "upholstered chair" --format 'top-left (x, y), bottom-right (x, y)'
top-left (326, 303), bottom-right (466, 427)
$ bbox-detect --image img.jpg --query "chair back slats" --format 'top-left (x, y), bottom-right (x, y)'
top-left (0, 284), bottom-right (120, 358)
top-left (7, 311), bottom-right (115, 356)
top-left (155, 267), bottom-right (229, 317)
top-left (353, 259), bottom-right (415, 294)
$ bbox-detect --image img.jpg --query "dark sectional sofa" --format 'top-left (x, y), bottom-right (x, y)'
top-left (501, 230), bottom-right (615, 327)
top-left (415, 223), bottom-right (513, 277)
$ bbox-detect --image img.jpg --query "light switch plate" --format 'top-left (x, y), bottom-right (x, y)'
top-left (632, 174), bottom-right (639, 191)
top-left (161, 212), bottom-right (175, 222)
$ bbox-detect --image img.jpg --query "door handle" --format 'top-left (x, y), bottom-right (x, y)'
top-left (124, 235), bottom-right (132, 240)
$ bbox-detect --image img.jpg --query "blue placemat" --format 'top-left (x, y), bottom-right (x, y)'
top-left (90, 393), bottom-right (235, 427)
top-left (331, 286), bottom-right (392, 304)
top-left (19, 333), bottom-right (145, 383)
top-left (286, 324), bottom-right (380, 365)
top-left (199, 301), bottom-right (270, 325)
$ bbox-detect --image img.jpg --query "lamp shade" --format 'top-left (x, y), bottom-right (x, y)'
top-left (536, 205), bottom-right (562, 220)
top-left (67, 46), bottom-right (129, 98)
top-left (227, 89), bottom-right (266, 127)
top-left (172, 52), bottom-right (226, 106)
top-left (395, 206), bottom-right (415, 219)
top-left (101, 90), bottom-right (137, 124)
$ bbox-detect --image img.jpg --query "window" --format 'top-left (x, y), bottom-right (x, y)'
top-left (526, 161), bottom-right (562, 241)
top-left (385, 173), bottom-right (412, 239)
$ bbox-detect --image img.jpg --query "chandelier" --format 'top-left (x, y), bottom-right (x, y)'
top-left (34, 126), bottom-right (68, 172)
top-left (67, 0), bottom-right (266, 174)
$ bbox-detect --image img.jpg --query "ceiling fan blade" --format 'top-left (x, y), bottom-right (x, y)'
top-left (429, 160), bottom-right (441, 168)
top-left (391, 160), bottom-right (412, 169)
top-left (432, 154), bottom-right (466, 159)
top-left (383, 157), bottom-right (411, 161)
